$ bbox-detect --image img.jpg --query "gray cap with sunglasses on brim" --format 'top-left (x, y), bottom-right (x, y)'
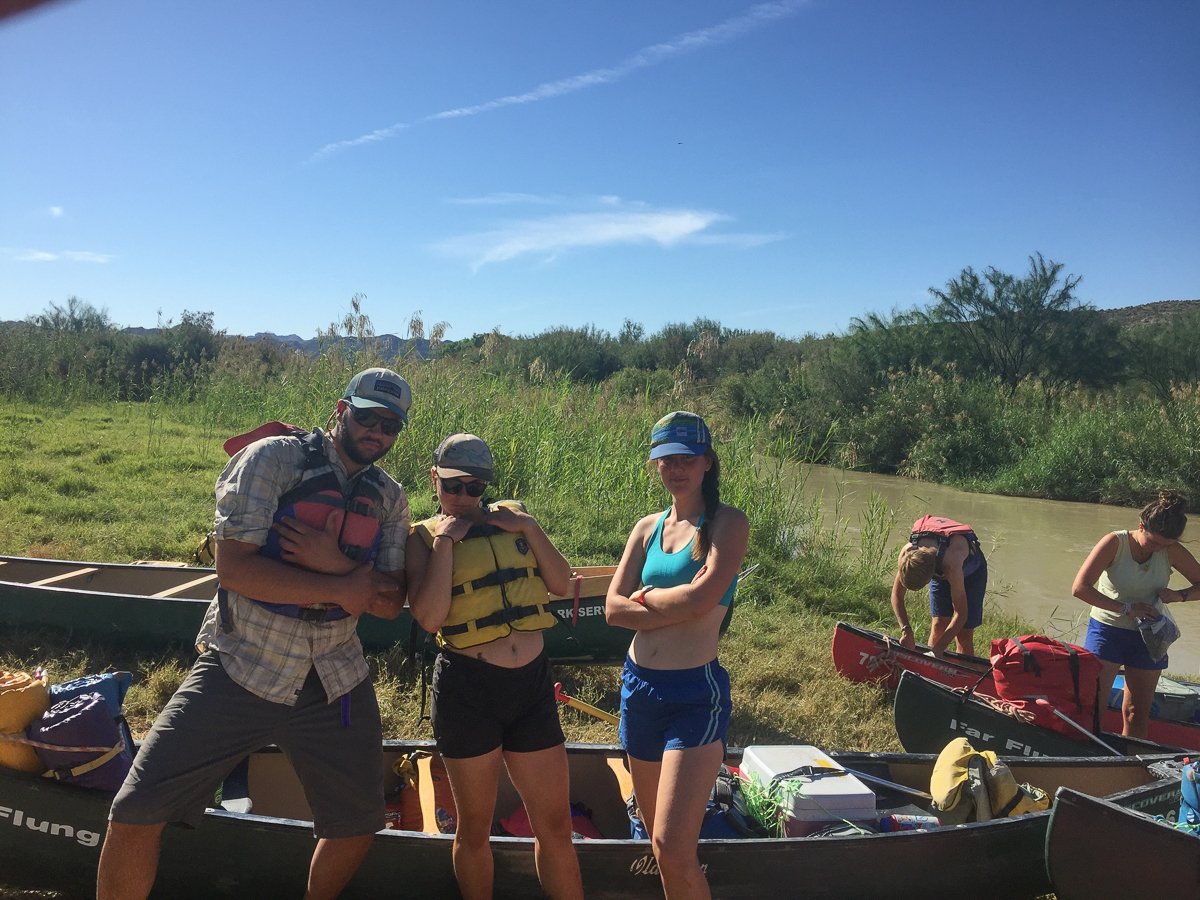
top-left (433, 433), bottom-right (494, 481)
top-left (343, 368), bottom-right (412, 423)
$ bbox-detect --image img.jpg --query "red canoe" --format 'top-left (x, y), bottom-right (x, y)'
top-left (832, 621), bottom-right (1200, 751)
top-left (831, 621), bottom-right (995, 693)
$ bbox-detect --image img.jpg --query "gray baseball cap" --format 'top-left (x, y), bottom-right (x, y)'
top-left (343, 368), bottom-right (412, 423)
top-left (433, 433), bottom-right (494, 481)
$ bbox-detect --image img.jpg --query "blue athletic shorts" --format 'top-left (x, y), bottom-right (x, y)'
top-left (619, 656), bottom-right (732, 763)
top-left (929, 555), bottom-right (987, 629)
top-left (1084, 618), bottom-right (1168, 671)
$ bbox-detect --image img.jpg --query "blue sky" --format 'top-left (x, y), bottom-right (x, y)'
top-left (1, 0), bottom-right (1197, 341)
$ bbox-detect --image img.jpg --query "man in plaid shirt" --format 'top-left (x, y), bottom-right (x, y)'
top-left (98, 368), bottom-right (412, 900)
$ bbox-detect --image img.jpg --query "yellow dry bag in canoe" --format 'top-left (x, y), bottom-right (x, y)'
top-left (930, 738), bottom-right (1049, 825)
top-left (0, 671), bottom-right (50, 774)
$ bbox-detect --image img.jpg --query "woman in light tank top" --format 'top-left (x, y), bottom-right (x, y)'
top-left (1072, 490), bottom-right (1200, 738)
top-left (606, 411), bottom-right (748, 900)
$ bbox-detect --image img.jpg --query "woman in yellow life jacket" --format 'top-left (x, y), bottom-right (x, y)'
top-left (405, 433), bottom-right (582, 900)
top-left (606, 411), bottom-right (749, 900)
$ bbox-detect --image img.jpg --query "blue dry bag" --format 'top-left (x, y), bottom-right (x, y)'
top-left (50, 671), bottom-right (132, 717)
top-left (1181, 761), bottom-right (1199, 828)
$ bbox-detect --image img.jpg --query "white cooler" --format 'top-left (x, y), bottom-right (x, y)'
top-left (741, 745), bottom-right (877, 837)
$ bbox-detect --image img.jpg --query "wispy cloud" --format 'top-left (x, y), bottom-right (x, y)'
top-left (48, 206), bottom-right (63, 217)
top-left (432, 200), bottom-right (782, 270)
top-left (446, 192), bottom-right (562, 206)
top-left (435, 210), bottom-right (721, 269)
top-left (1, 247), bottom-right (111, 263)
top-left (309, 1), bottom-right (807, 163)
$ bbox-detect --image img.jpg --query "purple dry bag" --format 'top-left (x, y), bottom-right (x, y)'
top-left (27, 692), bottom-right (133, 791)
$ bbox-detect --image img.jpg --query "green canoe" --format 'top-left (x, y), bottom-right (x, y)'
top-left (893, 669), bottom-right (1183, 757)
top-left (0, 741), bottom-right (1184, 900)
top-left (0, 556), bottom-right (631, 663)
top-left (1045, 786), bottom-right (1198, 900)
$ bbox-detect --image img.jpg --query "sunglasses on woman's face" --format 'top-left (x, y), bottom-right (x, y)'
top-left (439, 477), bottom-right (486, 497)
top-left (348, 405), bottom-right (403, 436)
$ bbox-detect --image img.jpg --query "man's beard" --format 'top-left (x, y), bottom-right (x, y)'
top-left (337, 419), bottom-right (392, 466)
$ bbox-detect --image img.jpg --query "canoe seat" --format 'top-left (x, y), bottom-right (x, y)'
top-left (152, 573), bottom-right (219, 598)
top-left (30, 567), bottom-right (99, 587)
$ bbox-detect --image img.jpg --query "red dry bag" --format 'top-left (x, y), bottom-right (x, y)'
top-left (990, 636), bottom-right (1103, 739)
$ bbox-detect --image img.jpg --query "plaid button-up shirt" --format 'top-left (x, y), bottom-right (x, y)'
top-left (196, 428), bottom-right (410, 705)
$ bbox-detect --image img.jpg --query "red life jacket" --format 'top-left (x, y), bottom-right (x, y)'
top-left (221, 423), bottom-right (386, 623)
top-left (910, 516), bottom-right (980, 577)
top-left (990, 636), bottom-right (1103, 739)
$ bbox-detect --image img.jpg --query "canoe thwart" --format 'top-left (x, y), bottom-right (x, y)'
top-left (29, 567), bottom-right (99, 587)
top-left (152, 573), bottom-right (219, 598)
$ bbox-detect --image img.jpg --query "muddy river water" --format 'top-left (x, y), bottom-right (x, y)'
top-left (799, 466), bottom-right (1200, 675)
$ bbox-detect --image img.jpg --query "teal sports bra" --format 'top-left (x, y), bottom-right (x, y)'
top-left (641, 510), bottom-right (737, 607)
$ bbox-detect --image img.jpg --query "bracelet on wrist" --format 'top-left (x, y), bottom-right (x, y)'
top-left (900, 624), bottom-right (913, 634)
top-left (1181, 588), bottom-right (1191, 602)
top-left (1121, 602), bottom-right (1133, 617)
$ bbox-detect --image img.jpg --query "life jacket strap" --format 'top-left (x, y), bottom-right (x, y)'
top-left (910, 531), bottom-right (982, 578)
top-left (450, 566), bottom-right (540, 597)
top-left (440, 602), bottom-right (552, 637)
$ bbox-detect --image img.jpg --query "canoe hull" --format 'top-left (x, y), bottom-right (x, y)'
top-left (840, 621), bottom-right (1200, 751)
top-left (892, 670), bottom-right (1182, 757)
top-left (831, 621), bottom-right (995, 692)
top-left (0, 742), bottom-right (1182, 900)
top-left (0, 556), bottom-right (632, 663)
top-left (1046, 787), bottom-right (1200, 900)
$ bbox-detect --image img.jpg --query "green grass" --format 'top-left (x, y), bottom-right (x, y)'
top-left (0, 381), bottom-right (920, 751)
top-left (0, 355), bottom-right (1052, 754)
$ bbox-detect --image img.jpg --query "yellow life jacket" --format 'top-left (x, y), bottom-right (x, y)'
top-left (413, 501), bottom-right (559, 650)
top-left (929, 738), bottom-right (1050, 825)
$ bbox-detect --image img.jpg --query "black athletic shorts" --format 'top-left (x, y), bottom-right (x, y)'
top-left (431, 649), bottom-right (565, 759)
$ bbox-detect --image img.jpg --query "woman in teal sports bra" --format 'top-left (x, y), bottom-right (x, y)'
top-left (606, 411), bottom-right (748, 900)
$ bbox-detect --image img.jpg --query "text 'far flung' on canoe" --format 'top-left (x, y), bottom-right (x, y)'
top-left (892, 669), bottom-right (1189, 758)
top-left (0, 741), bottom-right (1185, 900)
top-left (0, 556), bottom-right (631, 663)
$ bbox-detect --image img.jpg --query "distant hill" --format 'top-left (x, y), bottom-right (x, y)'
top-left (245, 332), bottom-right (431, 360)
top-left (1097, 299), bottom-right (1200, 330)
top-left (113, 328), bottom-right (432, 360)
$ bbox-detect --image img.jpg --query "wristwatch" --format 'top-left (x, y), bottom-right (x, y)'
top-left (900, 624), bottom-right (913, 634)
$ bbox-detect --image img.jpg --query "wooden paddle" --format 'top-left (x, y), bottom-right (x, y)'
top-left (554, 683), bottom-right (619, 725)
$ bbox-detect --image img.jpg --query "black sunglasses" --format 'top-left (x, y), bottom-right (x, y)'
top-left (439, 477), bottom-right (486, 497)
top-left (348, 405), bottom-right (403, 436)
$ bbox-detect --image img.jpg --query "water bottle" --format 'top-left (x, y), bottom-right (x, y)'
top-left (879, 813), bottom-right (942, 831)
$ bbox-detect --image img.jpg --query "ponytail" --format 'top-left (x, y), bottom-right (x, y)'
top-left (692, 449), bottom-right (721, 561)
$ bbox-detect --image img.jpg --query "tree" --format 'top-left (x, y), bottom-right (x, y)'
top-left (30, 296), bottom-right (113, 332)
top-left (925, 253), bottom-right (1116, 390)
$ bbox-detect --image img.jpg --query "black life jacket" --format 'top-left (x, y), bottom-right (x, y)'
top-left (222, 424), bottom-right (388, 623)
top-left (909, 515), bottom-right (981, 578)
